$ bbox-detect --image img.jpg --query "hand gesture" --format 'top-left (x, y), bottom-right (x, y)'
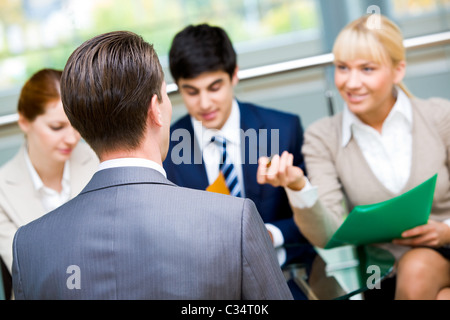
top-left (256, 151), bottom-right (306, 191)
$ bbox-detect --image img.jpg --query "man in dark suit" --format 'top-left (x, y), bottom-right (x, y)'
top-left (164, 24), bottom-right (314, 271)
top-left (11, 31), bottom-right (292, 300)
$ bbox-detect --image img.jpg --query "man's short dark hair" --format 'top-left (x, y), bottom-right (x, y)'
top-left (169, 24), bottom-right (237, 83)
top-left (61, 31), bottom-right (164, 156)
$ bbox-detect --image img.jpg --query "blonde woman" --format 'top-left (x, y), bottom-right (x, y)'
top-left (257, 15), bottom-right (450, 300)
top-left (0, 69), bottom-right (98, 278)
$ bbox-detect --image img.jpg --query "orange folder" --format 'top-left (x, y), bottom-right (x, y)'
top-left (206, 172), bottom-right (230, 195)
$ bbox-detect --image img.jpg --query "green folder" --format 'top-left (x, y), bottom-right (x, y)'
top-left (325, 174), bottom-right (437, 249)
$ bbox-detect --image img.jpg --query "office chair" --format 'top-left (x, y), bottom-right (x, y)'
top-left (0, 257), bottom-right (11, 300)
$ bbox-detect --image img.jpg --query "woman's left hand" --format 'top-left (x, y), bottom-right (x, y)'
top-left (393, 220), bottom-right (450, 247)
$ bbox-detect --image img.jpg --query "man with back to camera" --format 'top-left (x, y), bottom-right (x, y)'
top-left (11, 30), bottom-right (293, 300)
top-left (163, 24), bottom-right (315, 275)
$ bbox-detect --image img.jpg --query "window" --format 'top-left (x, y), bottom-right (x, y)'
top-left (393, 0), bottom-right (450, 16)
top-left (391, 0), bottom-right (450, 37)
top-left (1, 0), bottom-right (448, 117)
top-left (0, 0), bottom-right (321, 96)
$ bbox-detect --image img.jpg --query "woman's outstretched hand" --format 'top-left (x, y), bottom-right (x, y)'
top-left (256, 151), bottom-right (306, 191)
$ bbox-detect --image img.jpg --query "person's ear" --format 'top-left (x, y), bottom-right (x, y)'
top-left (393, 60), bottom-right (406, 84)
top-left (18, 113), bottom-right (31, 134)
top-left (148, 94), bottom-right (163, 127)
top-left (231, 66), bottom-right (239, 87)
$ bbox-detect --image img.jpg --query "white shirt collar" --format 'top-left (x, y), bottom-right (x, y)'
top-left (97, 158), bottom-right (167, 178)
top-left (191, 99), bottom-right (241, 150)
top-left (341, 87), bottom-right (413, 147)
top-left (24, 148), bottom-right (70, 192)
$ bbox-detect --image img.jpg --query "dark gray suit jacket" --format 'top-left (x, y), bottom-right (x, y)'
top-left (12, 166), bottom-right (292, 300)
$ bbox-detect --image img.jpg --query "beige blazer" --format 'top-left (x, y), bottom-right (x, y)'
top-left (295, 97), bottom-right (450, 258)
top-left (0, 142), bottom-right (98, 272)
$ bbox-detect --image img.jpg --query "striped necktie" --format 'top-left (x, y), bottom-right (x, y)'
top-left (211, 136), bottom-right (242, 197)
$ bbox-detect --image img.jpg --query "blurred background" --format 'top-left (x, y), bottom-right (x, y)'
top-left (0, 0), bottom-right (449, 165)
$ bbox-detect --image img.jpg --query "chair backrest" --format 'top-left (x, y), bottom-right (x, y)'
top-left (0, 257), bottom-right (11, 300)
top-left (0, 262), bottom-right (5, 300)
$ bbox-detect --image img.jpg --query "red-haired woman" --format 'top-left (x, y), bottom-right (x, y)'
top-left (0, 69), bottom-right (98, 276)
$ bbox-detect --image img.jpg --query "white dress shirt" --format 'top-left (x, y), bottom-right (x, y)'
top-left (191, 99), bottom-right (286, 264)
top-left (97, 158), bottom-right (167, 177)
top-left (342, 88), bottom-right (412, 193)
top-left (24, 150), bottom-right (71, 213)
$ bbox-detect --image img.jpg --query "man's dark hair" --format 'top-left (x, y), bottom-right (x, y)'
top-left (61, 31), bottom-right (164, 156)
top-left (169, 24), bottom-right (237, 83)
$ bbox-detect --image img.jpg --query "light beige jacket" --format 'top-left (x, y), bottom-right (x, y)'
top-left (295, 97), bottom-right (450, 258)
top-left (0, 142), bottom-right (98, 273)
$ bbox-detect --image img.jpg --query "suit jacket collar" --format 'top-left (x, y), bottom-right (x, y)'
top-left (239, 100), bottom-right (266, 132)
top-left (238, 101), bottom-right (266, 200)
top-left (1, 145), bottom-right (44, 224)
top-left (81, 166), bottom-right (176, 195)
top-left (3, 144), bottom-right (34, 186)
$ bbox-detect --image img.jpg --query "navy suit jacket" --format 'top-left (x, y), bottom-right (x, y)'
top-left (164, 100), bottom-right (313, 263)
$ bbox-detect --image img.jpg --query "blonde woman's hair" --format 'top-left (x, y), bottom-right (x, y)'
top-left (332, 14), bottom-right (413, 97)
